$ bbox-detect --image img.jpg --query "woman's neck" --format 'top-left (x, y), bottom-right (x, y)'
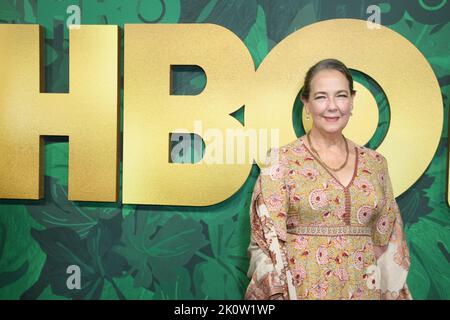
top-left (308, 128), bottom-right (345, 150)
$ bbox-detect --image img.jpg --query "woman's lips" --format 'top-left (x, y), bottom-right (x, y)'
top-left (323, 116), bottom-right (340, 122)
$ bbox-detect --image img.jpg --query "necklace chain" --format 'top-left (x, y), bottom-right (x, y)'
top-left (306, 131), bottom-right (349, 172)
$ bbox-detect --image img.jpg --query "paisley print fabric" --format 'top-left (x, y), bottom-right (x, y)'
top-left (245, 136), bottom-right (411, 300)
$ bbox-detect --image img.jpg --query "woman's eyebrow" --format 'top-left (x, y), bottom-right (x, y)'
top-left (313, 90), bottom-right (348, 96)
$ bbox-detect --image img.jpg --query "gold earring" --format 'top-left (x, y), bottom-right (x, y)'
top-left (306, 113), bottom-right (310, 120)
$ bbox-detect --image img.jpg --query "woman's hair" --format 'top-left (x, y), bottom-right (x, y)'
top-left (301, 58), bottom-right (356, 100)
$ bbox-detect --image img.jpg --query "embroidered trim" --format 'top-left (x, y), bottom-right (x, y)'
top-left (343, 188), bottom-right (351, 225)
top-left (287, 225), bottom-right (372, 236)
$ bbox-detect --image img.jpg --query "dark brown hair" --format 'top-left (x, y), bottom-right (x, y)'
top-left (301, 58), bottom-right (356, 100)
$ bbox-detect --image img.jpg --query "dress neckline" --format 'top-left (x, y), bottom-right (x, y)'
top-left (299, 136), bottom-right (359, 189)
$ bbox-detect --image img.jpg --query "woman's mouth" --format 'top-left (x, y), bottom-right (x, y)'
top-left (323, 116), bottom-right (340, 122)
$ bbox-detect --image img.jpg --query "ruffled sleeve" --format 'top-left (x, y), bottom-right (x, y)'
top-left (373, 156), bottom-right (398, 246)
top-left (244, 148), bottom-right (296, 300)
top-left (257, 148), bottom-right (290, 241)
top-left (373, 156), bottom-right (412, 300)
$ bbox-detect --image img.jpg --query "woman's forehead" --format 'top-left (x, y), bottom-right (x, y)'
top-left (310, 70), bottom-right (349, 92)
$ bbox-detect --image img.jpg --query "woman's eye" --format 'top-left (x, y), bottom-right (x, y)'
top-left (338, 94), bottom-right (348, 98)
top-left (315, 96), bottom-right (325, 100)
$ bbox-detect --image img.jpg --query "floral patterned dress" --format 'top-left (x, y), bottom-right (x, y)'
top-left (245, 136), bottom-right (411, 300)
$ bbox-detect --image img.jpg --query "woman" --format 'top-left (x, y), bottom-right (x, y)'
top-left (245, 59), bottom-right (411, 300)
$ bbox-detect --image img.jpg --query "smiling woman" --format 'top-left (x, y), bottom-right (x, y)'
top-left (245, 59), bottom-right (412, 300)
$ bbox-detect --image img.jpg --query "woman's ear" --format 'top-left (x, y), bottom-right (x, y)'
top-left (304, 105), bottom-right (310, 118)
top-left (302, 101), bottom-right (309, 115)
top-left (301, 96), bottom-right (308, 108)
top-left (349, 91), bottom-right (356, 107)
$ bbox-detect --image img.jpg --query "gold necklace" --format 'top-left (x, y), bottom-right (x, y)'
top-left (306, 130), bottom-right (349, 172)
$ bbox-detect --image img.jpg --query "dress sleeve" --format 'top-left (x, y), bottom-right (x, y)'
top-left (372, 156), bottom-right (398, 247)
top-left (373, 156), bottom-right (412, 300)
top-left (257, 148), bottom-right (290, 242)
top-left (245, 148), bottom-right (294, 300)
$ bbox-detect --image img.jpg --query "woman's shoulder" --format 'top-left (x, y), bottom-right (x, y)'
top-left (351, 141), bottom-right (389, 172)
top-left (275, 136), bottom-right (309, 155)
top-left (263, 137), bottom-right (305, 159)
top-left (356, 143), bottom-right (385, 160)
top-left (260, 138), bottom-right (306, 172)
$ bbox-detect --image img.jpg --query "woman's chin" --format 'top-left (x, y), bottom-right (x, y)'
top-left (316, 125), bottom-right (343, 134)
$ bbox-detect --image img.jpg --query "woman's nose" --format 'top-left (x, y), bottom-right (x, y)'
top-left (326, 97), bottom-right (339, 110)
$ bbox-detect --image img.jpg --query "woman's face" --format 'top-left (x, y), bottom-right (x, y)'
top-left (302, 69), bottom-right (355, 135)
